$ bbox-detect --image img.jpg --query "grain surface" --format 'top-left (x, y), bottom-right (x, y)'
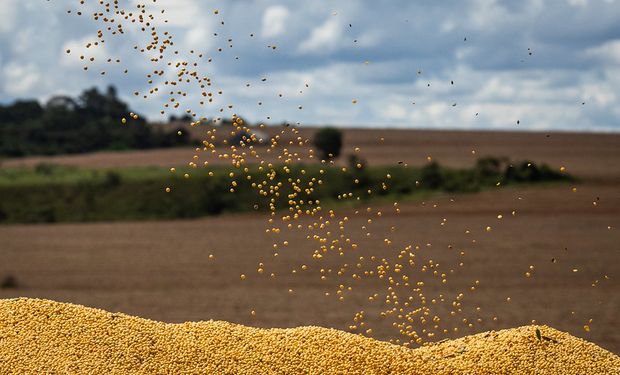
top-left (0, 298), bottom-right (618, 374)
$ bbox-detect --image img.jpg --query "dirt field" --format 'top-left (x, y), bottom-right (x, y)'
top-left (1, 129), bottom-right (619, 353)
top-left (4, 128), bottom-right (620, 180)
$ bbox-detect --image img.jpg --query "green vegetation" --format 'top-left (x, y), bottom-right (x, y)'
top-left (313, 127), bottom-right (343, 160)
top-left (0, 157), bottom-right (571, 224)
top-left (0, 86), bottom-right (191, 157)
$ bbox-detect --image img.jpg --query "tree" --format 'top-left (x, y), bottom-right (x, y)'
top-left (420, 162), bottom-right (444, 189)
top-left (0, 100), bottom-right (43, 123)
top-left (0, 86), bottom-right (197, 156)
top-left (313, 127), bottom-right (343, 160)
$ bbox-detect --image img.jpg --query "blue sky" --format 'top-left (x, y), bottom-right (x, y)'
top-left (1, 0), bottom-right (620, 131)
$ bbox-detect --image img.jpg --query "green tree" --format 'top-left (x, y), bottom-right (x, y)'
top-left (420, 162), bottom-right (444, 189)
top-left (475, 156), bottom-right (504, 178)
top-left (313, 127), bottom-right (343, 161)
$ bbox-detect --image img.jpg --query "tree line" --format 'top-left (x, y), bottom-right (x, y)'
top-left (0, 158), bottom-right (571, 224)
top-left (0, 86), bottom-right (191, 157)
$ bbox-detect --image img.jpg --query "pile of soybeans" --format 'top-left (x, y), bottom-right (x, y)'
top-left (0, 298), bottom-right (618, 374)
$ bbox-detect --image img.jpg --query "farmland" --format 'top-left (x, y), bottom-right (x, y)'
top-left (3, 127), bottom-right (620, 180)
top-left (1, 128), bottom-right (619, 353)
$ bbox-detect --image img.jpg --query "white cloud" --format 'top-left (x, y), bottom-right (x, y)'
top-left (135, 0), bottom-right (203, 28)
top-left (356, 30), bottom-right (384, 49)
top-left (261, 5), bottom-right (289, 38)
top-left (0, 0), bottom-right (619, 132)
top-left (440, 20), bottom-right (456, 33)
top-left (581, 84), bottom-right (616, 107)
top-left (469, 0), bottom-right (507, 30)
top-left (381, 103), bottom-right (408, 121)
top-left (0, 0), bottom-right (19, 33)
top-left (568, 0), bottom-right (588, 7)
top-left (2, 62), bottom-right (41, 96)
top-left (587, 39), bottom-right (620, 65)
top-left (476, 77), bottom-right (517, 100)
top-left (185, 24), bottom-right (214, 52)
top-left (61, 37), bottom-right (112, 68)
top-left (298, 17), bottom-right (342, 54)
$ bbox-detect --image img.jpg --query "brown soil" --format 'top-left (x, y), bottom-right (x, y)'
top-left (1, 129), bottom-right (619, 354)
top-left (4, 128), bottom-right (620, 180)
top-left (0, 182), bottom-right (618, 352)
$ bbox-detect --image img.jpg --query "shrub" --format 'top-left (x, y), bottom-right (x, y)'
top-left (504, 161), bottom-right (540, 182)
top-left (442, 170), bottom-right (481, 193)
top-left (420, 162), bottom-right (444, 189)
top-left (347, 154), bottom-right (367, 171)
top-left (475, 157), bottom-right (504, 178)
top-left (103, 171), bottom-right (122, 188)
top-left (0, 160), bottom-right (572, 224)
top-left (0, 275), bottom-right (18, 289)
top-left (35, 163), bottom-right (56, 176)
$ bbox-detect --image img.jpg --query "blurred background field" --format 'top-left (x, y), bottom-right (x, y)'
top-left (1, 122), bottom-right (619, 352)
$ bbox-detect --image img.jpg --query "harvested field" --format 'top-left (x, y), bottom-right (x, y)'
top-left (1, 129), bottom-right (619, 358)
top-left (4, 128), bottom-right (620, 180)
top-left (1, 298), bottom-right (618, 374)
top-left (1, 183), bottom-right (618, 353)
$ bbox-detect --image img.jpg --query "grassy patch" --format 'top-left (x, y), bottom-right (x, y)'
top-left (0, 157), bottom-right (572, 224)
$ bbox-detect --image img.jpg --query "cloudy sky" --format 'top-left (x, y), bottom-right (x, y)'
top-left (1, 0), bottom-right (620, 131)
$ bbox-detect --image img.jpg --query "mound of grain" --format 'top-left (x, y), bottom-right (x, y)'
top-left (0, 298), bottom-right (617, 374)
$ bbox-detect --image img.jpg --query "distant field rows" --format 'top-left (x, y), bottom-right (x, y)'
top-left (3, 128), bottom-right (620, 180)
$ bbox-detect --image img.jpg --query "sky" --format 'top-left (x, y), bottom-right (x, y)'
top-left (1, 0), bottom-right (620, 131)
